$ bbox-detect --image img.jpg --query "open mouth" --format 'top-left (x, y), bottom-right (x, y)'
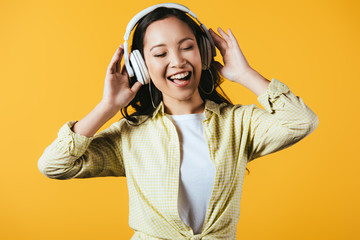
top-left (167, 71), bottom-right (192, 86)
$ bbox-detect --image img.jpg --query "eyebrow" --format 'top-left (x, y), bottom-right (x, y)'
top-left (149, 37), bottom-right (194, 52)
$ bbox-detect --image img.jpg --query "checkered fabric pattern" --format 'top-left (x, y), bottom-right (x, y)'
top-left (38, 78), bottom-right (319, 239)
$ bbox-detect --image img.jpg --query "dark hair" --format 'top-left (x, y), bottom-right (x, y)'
top-left (119, 7), bottom-right (250, 174)
top-left (120, 7), bottom-right (233, 122)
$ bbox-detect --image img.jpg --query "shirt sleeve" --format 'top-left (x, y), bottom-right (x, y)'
top-left (247, 78), bottom-right (319, 162)
top-left (37, 120), bottom-right (125, 179)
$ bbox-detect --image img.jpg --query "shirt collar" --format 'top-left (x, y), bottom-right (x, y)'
top-left (151, 99), bottom-right (221, 120)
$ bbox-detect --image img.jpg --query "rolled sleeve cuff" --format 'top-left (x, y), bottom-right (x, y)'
top-left (57, 121), bottom-right (94, 157)
top-left (257, 78), bottom-right (291, 112)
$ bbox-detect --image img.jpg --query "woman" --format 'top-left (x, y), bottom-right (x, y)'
top-left (38, 3), bottom-right (319, 239)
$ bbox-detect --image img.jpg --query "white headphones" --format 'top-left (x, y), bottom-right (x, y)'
top-left (123, 3), bottom-right (216, 85)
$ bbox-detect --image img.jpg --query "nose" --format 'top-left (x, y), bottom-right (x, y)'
top-left (169, 50), bottom-right (186, 68)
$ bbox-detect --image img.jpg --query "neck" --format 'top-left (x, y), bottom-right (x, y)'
top-left (163, 95), bottom-right (205, 115)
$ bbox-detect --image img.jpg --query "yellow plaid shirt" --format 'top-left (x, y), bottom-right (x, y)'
top-left (38, 78), bottom-right (319, 239)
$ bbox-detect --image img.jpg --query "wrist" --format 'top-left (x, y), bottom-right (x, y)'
top-left (238, 70), bottom-right (271, 97)
top-left (233, 68), bottom-right (256, 85)
top-left (97, 101), bottom-right (119, 118)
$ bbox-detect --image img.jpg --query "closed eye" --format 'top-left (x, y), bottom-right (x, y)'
top-left (154, 53), bottom-right (166, 57)
top-left (182, 46), bottom-right (193, 50)
top-left (153, 46), bottom-right (194, 57)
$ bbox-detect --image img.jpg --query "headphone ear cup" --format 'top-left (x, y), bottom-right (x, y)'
top-left (132, 50), bottom-right (150, 84)
top-left (130, 51), bottom-right (144, 84)
top-left (130, 50), bottom-right (150, 85)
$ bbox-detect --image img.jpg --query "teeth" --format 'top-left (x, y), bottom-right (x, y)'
top-left (169, 71), bottom-right (190, 80)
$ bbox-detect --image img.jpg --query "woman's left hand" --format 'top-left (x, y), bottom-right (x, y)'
top-left (209, 27), bottom-right (255, 85)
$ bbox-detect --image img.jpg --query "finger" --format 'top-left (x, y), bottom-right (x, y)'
top-left (226, 28), bottom-right (246, 58)
top-left (108, 47), bottom-right (120, 73)
top-left (121, 64), bottom-right (129, 79)
top-left (116, 44), bottom-right (124, 73)
top-left (209, 28), bottom-right (228, 47)
top-left (227, 28), bottom-right (239, 48)
top-left (217, 27), bottom-right (230, 39)
top-left (217, 27), bottom-right (232, 47)
top-left (108, 46), bottom-right (123, 74)
top-left (130, 81), bottom-right (143, 93)
top-left (209, 28), bottom-right (228, 56)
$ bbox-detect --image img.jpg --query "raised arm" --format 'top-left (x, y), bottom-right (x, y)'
top-left (209, 27), bottom-right (318, 161)
top-left (38, 45), bottom-right (142, 179)
top-left (246, 78), bottom-right (318, 161)
top-left (209, 27), bottom-right (270, 96)
top-left (72, 44), bottom-right (142, 138)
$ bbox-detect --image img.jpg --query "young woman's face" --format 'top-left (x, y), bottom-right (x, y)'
top-left (143, 16), bottom-right (202, 104)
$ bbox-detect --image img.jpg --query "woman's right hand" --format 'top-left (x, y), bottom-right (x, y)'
top-left (101, 45), bottom-right (143, 111)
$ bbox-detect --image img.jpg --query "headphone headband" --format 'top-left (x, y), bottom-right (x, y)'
top-left (124, 3), bottom-right (196, 41)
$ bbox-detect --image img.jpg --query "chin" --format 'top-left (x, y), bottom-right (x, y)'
top-left (172, 90), bottom-right (202, 102)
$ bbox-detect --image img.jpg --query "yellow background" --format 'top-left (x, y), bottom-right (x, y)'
top-left (1, 0), bottom-right (359, 239)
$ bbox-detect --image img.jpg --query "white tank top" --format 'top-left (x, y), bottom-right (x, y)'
top-left (165, 113), bottom-right (216, 234)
